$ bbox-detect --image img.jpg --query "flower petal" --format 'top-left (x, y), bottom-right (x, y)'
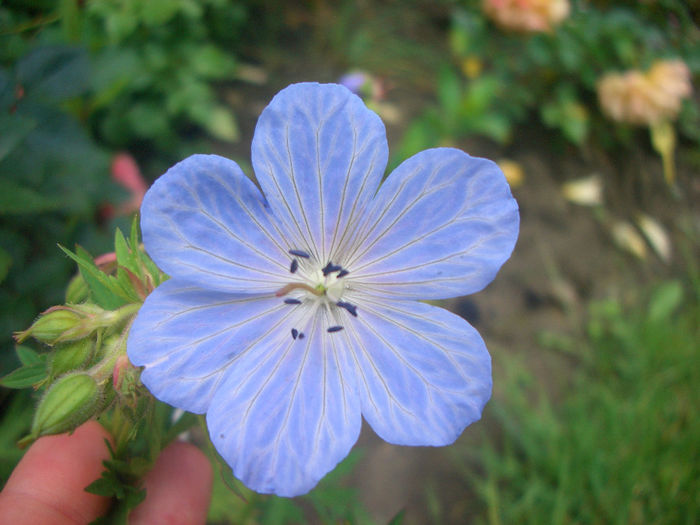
top-left (140, 154), bottom-right (291, 293)
top-left (206, 311), bottom-right (362, 497)
top-left (127, 280), bottom-right (307, 414)
top-left (343, 296), bottom-right (491, 445)
top-left (251, 83), bottom-right (388, 265)
top-left (345, 148), bottom-right (519, 300)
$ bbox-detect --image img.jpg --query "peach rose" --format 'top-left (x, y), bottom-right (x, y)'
top-left (597, 60), bottom-right (692, 125)
top-left (483, 0), bottom-right (570, 33)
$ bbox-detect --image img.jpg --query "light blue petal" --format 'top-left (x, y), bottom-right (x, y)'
top-left (251, 82), bottom-right (388, 266)
top-left (207, 310), bottom-right (362, 497)
top-left (344, 148), bottom-right (519, 300)
top-left (344, 295), bottom-right (491, 446)
top-left (141, 154), bottom-right (292, 293)
top-left (127, 280), bottom-right (308, 414)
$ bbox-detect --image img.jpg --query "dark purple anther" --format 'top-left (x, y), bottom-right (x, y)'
top-left (290, 259), bottom-right (298, 273)
top-left (336, 301), bottom-right (358, 317)
top-left (291, 328), bottom-right (298, 339)
top-left (322, 262), bottom-right (343, 276)
top-left (327, 326), bottom-right (344, 333)
top-left (337, 269), bottom-right (349, 278)
top-left (284, 298), bottom-right (302, 305)
top-left (289, 249), bottom-right (310, 258)
top-left (298, 332), bottom-right (305, 339)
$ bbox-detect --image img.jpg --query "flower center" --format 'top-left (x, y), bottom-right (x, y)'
top-left (275, 263), bottom-right (347, 302)
top-left (276, 249), bottom-right (359, 339)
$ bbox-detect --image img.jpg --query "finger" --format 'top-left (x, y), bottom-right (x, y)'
top-left (129, 441), bottom-right (213, 525)
top-left (0, 421), bottom-right (113, 525)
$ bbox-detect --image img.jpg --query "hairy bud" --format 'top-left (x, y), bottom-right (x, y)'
top-left (29, 372), bottom-right (101, 440)
top-left (14, 308), bottom-right (85, 344)
top-left (50, 339), bottom-right (95, 378)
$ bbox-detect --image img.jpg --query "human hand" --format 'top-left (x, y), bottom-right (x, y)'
top-left (0, 421), bottom-right (212, 525)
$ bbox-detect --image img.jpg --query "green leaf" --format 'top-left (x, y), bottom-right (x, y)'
top-left (0, 363), bottom-right (47, 389)
top-left (59, 0), bottom-right (82, 42)
top-left (85, 475), bottom-right (122, 498)
top-left (163, 411), bottom-right (199, 444)
top-left (257, 496), bottom-right (305, 524)
top-left (16, 345), bottom-right (44, 366)
top-left (85, 443), bottom-right (147, 524)
top-left (648, 281), bottom-right (683, 323)
top-left (129, 215), bottom-right (140, 250)
top-left (126, 102), bottom-right (171, 139)
top-left (140, 0), bottom-right (182, 26)
top-left (0, 114), bottom-right (36, 162)
top-left (387, 509), bottom-right (406, 525)
top-left (59, 245), bottom-right (130, 310)
top-left (0, 246), bottom-right (12, 284)
top-left (188, 45), bottom-right (237, 79)
top-left (0, 391), bottom-right (34, 481)
top-left (133, 234), bottom-right (166, 288)
top-left (114, 227), bottom-right (140, 277)
top-left (0, 179), bottom-right (61, 215)
top-left (201, 106), bottom-right (239, 142)
top-left (219, 457), bottom-right (249, 502)
top-left (90, 48), bottom-right (142, 109)
top-left (16, 45), bottom-right (90, 102)
top-left (437, 67), bottom-right (461, 115)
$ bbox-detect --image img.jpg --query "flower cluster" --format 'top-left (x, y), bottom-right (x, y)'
top-left (127, 83), bottom-right (519, 497)
top-left (597, 60), bottom-right (693, 126)
top-left (482, 0), bottom-right (570, 33)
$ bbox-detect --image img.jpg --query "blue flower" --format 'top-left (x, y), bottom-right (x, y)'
top-left (127, 83), bottom-right (519, 497)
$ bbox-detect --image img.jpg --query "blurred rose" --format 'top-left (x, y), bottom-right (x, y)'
top-left (483, 0), bottom-right (570, 33)
top-left (102, 153), bottom-right (148, 219)
top-left (597, 60), bottom-right (692, 126)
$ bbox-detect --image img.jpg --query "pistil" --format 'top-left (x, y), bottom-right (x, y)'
top-left (275, 282), bottom-right (323, 297)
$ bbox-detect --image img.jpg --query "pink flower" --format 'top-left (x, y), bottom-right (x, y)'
top-left (102, 153), bottom-right (149, 219)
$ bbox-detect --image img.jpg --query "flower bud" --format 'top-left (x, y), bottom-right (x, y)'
top-left (14, 308), bottom-right (84, 344)
top-left (50, 339), bottom-right (95, 378)
top-left (30, 372), bottom-right (101, 439)
top-left (112, 354), bottom-right (131, 390)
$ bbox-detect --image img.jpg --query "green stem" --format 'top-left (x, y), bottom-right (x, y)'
top-left (649, 120), bottom-right (676, 186)
top-left (87, 305), bottom-right (139, 383)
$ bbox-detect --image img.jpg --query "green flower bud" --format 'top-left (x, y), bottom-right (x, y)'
top-left (14, 308), bottom-right (84, 344)
top-left (13, 303), bottom-right (130, 346)
top-left (31, 372), bottom-right (101, 439)
top-left (65, 273), bottom-right (89, 303)
top-left (50, 339), bottom-right (95, 377)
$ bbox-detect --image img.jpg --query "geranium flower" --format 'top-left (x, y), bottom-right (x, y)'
top-left (127, 83), bottom-right (519, 497)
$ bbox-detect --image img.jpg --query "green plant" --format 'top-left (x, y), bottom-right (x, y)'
top-left (81, 0), bottom-right (246, 150)
top-left (1, 1), bottom-right (248, 152)
top-left (458, 280), bottom-right (699, 524)
top-left (416, 0), bottom-right (700, 149)
top-left (0, 44), bottom-right (115, 369)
